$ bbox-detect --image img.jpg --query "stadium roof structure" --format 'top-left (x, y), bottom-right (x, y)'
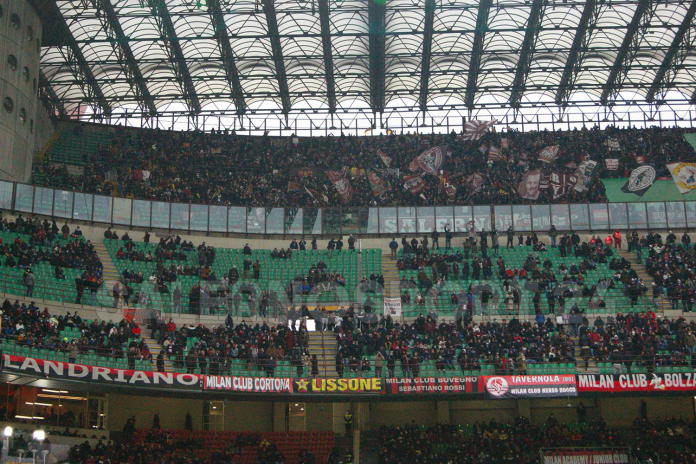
top-left (31, 0), bottom-right (696, 133)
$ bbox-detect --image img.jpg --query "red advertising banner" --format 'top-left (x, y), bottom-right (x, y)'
top-left (541, 449), bottom-right (631, 464)
top-left (483, 375), bottom-right (578, 399)
top-left (577, 373), bottom-right (696, 393)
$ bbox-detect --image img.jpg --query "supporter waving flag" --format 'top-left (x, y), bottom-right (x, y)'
top-left (538, 145), bottom-right (560, 164)
top-left (325, 170), bottom-right (354, 203)
top-left (367, 168), bottom-right (391, 197)
top-left (403, 174), bottom-right (426, 194)
top-left (377, 149), bottom-right (392, 167)
top-left (408, 146), bottom-right (447, 175)
top-left (458, 119), bottom-right (498, 141)
top-left (487, 146), bottom-right (505, 162)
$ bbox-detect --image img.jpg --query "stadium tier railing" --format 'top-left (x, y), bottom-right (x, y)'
top-left (1, 182), bottom-right (695, 235)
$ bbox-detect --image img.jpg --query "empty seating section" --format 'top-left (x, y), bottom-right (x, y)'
top-left (105, 238), bottom-right (383, 315)
top-left (46, 129), bottom-right (113, 166)
top-left (0, 230), bottom-right (99, 304)
top-left (398, 245), bottom-right (640, 317)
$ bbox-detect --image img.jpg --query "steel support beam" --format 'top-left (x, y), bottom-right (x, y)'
top-left (262, 0), bottom-right (291, 115)
top-left (465, 0), bottom-right (493, 110)
top-left (207, 0), bottom-right (246, 115)
top-left (147, 0), bottom-right (201, 114)
top-left (555, 0), bottom-right (600, 106)
top-left (646, 0), bottom-right (696, 103)
top-left (318, 0), bottom-right (337, 113)
top-left (368, 0), bottom-right (386, 114)
top-left (418, 0), bottom-right (436, 112)
top-left (509, 0), bottom-right (545, 109)
top-left (93, 0), bottom-right (157, 118)
top-left (600, 0), bottom-right (657, 105)
top-left (38, 70), bottom-right (67, 119)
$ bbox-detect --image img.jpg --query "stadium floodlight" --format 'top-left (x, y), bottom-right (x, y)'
top-left (3, 426), bottom-right (12, 437)
top-left (33, 430), bottom-right (45, 442)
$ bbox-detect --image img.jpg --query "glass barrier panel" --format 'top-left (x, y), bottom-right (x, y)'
top-left (323, 208), bottom-right (341, 235)
top-left (342, 207), bottom-right (368, 234)
top-left (417, 207), bottom-right (435, 233)
top-left (112, 198), bottom-right (132, 226)
top-left (73, 193), bottom-right (93, 222)
top-left (379, 207), bottom-right (397, 235)
top-left (53, 190), bottom-right (73, 219)
top-left (171, 203), bottom-right (190, 230)
top-left (512, 205), bottom-right (531, 231)
top-left (33, 187), bottom-right (53, 215)
top-left (209, 205), bottom-right (227, 232)
top-left (550, 204), bottom-right (570, 231)
top-left (589, 204), bottom-right (609, 230)
top-left (473, 206), bottom-right (492, 231)
top-left (686, 202), bottom-right (696, 228)
top-left (666, 201), bottom-right (687, 229)
top-left (435, 206), bottom-right (453, 232)
top-left (398, 207), bottom-right (417, 234)
top-left (647, 202), bottom-right (667, 229)
top-left (367, 207), bottom-right (379, 234)
top-left (132, 200), bottom-right (151, 228)
top-left (531, 205), bottom-right (550, 231)
top-left (608, 203), bottom-right (628, 229)
top-left (285, 208), bottom-right (303, 234)
top-left (151, 201), bottom-right (170, 229)
top-left (454, 206), bottom-right (472, 232)
top-left (627, 203), bottom-right (648, 228)
top-left (228, 206), bottom-right (246, 233)
top-left (0, 181), bottom-right (13, 209)
top-left (494, 205), bottom-right (513, 232)
top-left (246, 207), bottom-right (265, 234)
top-left (570, 204), bottom-right (590, 230)
top-left (266, 208), bottom-right (284, 234)
top-left (93, 195), bottom-right (112, 223)
top-left (190, 204), bottom-right (209, 231)
top-left (15, 184), bottom-right (33, 212)
top-left (303, 208), bottom-right (321, 235)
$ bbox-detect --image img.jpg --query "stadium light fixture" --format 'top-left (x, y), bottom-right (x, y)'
top-left (3, 426), bottom-right (12, 437)
top-left (33, 430), bottom-right (45, 442)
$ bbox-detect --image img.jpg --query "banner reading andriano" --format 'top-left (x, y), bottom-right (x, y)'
top-left (484, 375), bottom-right (577, 399)
top-left (541, 449), bottom-right (630, 464)
top-left (3, 355), bottom-right (202, 390)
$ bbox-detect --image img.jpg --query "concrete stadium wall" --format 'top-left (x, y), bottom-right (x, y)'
top-left (0, 0), bottom-right (40, 182)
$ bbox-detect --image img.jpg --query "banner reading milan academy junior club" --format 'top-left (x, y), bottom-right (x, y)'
top-left (540, 449), bottom-right (631, 464)
top-left (484, 375), bottom-right (578, 399)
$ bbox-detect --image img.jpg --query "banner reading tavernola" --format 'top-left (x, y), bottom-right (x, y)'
top-left (484, 375), bottom-right (578, 399)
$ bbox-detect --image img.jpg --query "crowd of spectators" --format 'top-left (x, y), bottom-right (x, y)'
top-left (397, 229), bottom-right (648, 315)
top-left (378, 417), bottom-right (620, 464)
top-left (0, 298), bottom-right (150, 369)
top-left (643, 230), bottom-right (696, 312)
top-left (154, 315), bottom-right (312, 376)
top-left (331, 306), bottom-right (696, 375)
top-left (35, 123), bottom-right (696, 207)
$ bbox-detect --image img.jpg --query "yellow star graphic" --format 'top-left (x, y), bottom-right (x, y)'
top-left (296, 379), bottom-right (309, 392)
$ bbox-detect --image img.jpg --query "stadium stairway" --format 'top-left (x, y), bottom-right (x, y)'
top-left (380, 253), bottom-right (400, 299)
top-left (93, 241), bottom-right (122, 294)
top-left (308, 330), bottom-right (338, 377)
top-left (140, 334), bottom-right (175, 373)
top-left (616, 249), bottom-right (671, 314)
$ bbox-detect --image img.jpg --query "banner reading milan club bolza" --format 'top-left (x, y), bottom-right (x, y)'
top-left (578, 373), bottom-right (696, 393)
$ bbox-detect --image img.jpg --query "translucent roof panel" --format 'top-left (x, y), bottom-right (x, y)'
top-left (37, 0), bottom-right (695, 119)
